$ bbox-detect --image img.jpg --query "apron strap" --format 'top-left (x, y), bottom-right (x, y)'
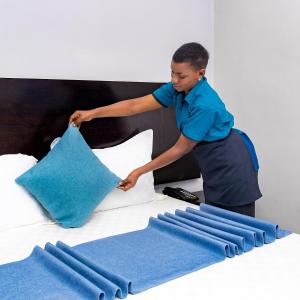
top-left (234, 129), bottom-right (259, 172)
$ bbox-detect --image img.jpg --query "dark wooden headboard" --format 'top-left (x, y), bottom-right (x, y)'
top-left (0, 77), bottom-right (200, 184)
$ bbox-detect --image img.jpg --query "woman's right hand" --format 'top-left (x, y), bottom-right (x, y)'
top-left (69, 110), bottom-right (94, 127)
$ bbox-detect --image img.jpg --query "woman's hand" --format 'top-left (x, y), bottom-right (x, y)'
top-left (69, 110), bottom-right (94, 127)
top-left (118, 169), bottom-right (141, 191)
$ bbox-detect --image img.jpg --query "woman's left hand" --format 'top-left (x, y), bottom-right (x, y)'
top-left (118, 169), bottom-right (141, 191)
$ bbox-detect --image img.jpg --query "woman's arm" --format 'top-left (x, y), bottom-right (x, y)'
top-left (69, 94), bottom-right (162, 126)
top-left (118, 134), bottom-right (198, 191)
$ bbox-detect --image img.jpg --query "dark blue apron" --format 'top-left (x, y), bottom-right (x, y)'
top-left (192, 129), bottom-right (262, 207)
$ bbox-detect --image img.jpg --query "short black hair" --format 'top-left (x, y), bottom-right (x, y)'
top-left (172, 42), bottom-right (209, 70)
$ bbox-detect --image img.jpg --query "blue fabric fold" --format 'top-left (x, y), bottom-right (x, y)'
top-left (0, 204), bottom-right (291, 299)
top-left (188, 209), bottom-right (266, 247)
top-left (73, 217), bottom-right (226, 294)
top-left (199, 204), bottom-right (292, 242)
top-left (157, 213), bottom-right (239, 257)
top-left (56, 241), bottom-right (129, 299)
top-left (45, 242), bottom-right (122, 300)
top-left (0, 246), bottom-right (104, 300)
top-left (185, 208), bottom-right (265, 247)
top-left (177, 209), bottom-right (256, 252)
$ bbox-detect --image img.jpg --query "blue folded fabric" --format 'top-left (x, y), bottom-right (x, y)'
top-left (177, 209), bottom-right (256, 252)
top-left (199, 204), bottom-right (292, 242)
top-left (0, 204), bottom-right (291, 300)
top-left (158, 213), bottom-right (241, 257)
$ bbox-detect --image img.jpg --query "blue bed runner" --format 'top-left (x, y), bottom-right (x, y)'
top-left (0, 204), bottom-right (291, 300)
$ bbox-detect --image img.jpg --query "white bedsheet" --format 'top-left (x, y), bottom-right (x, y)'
top-left (1, 194), bottom-right (300, 300)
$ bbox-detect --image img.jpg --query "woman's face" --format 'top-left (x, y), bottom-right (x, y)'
top-left (171, 61), bottom-right (205, 93)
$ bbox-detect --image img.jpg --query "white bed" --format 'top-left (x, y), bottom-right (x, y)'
top-left (1, 194), bottom-right (300, 300)
top-left (1, 78), bottom-right (299, 299)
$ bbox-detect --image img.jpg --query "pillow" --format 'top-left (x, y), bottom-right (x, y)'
top-left (0, 154), bottom-right (49, 232)
top-left (92, 129), bottom-right (157, 211)
top-left (15, 126), bottom-right (121, 228)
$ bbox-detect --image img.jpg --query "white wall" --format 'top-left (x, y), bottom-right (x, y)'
top-left (0, 0), bottom-right (214, 83)
top-left (214, 0), bottom-right (300, 233)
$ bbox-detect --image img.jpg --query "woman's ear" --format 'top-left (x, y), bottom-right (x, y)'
top-left (199, 68), bottom-right (206, 77)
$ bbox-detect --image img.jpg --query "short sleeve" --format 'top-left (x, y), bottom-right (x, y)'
top-left (181, 108), bottom-right (216, 142)
top-left (152, 82), bottom-right (176, 107)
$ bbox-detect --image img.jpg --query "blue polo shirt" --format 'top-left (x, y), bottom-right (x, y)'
top-left (152, 77), bottom-right (234, 142)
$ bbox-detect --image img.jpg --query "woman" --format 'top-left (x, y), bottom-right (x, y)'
top-left (69, 42), bottom-right (262, 217)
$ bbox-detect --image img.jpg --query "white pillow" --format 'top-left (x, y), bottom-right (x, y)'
top-left (0, 154), bottom-right (49, 231)
top-left (93, 129), bottom-right (157, 211)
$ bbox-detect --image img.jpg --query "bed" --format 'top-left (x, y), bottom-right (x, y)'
top-left (1, 77), bottom-right (300, 300)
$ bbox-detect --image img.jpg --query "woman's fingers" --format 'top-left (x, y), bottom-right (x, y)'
top-left (117, 179), bottom-right (132, 191)
top-left (69, 111), bottom-right (82, 127)
top-left (69, 112), bottom-right (78, 123)
top-left (118, 170), bottom-right (140, 191)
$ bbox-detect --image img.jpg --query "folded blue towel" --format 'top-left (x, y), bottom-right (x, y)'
top-left (199, 204), bottom-right (291, 241)
top-left (0, 204), bottom-right (291, 300)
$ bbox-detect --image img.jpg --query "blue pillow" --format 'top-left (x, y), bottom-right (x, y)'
top-left (16, 125), bottom-right (121, 228)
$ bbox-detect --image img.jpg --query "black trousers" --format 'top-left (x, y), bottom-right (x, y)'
top-left (205, 199), bottom-right (255, 217)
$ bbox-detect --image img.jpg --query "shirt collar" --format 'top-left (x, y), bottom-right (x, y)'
top-left (184, 76), bottom-right (206, 104)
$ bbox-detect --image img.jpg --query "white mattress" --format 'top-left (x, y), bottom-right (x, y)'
top-left (1, 194), bottom-right (300, 300)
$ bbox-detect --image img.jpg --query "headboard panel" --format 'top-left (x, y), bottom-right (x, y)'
top-left (0, 77), bottom-right (200, 184)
